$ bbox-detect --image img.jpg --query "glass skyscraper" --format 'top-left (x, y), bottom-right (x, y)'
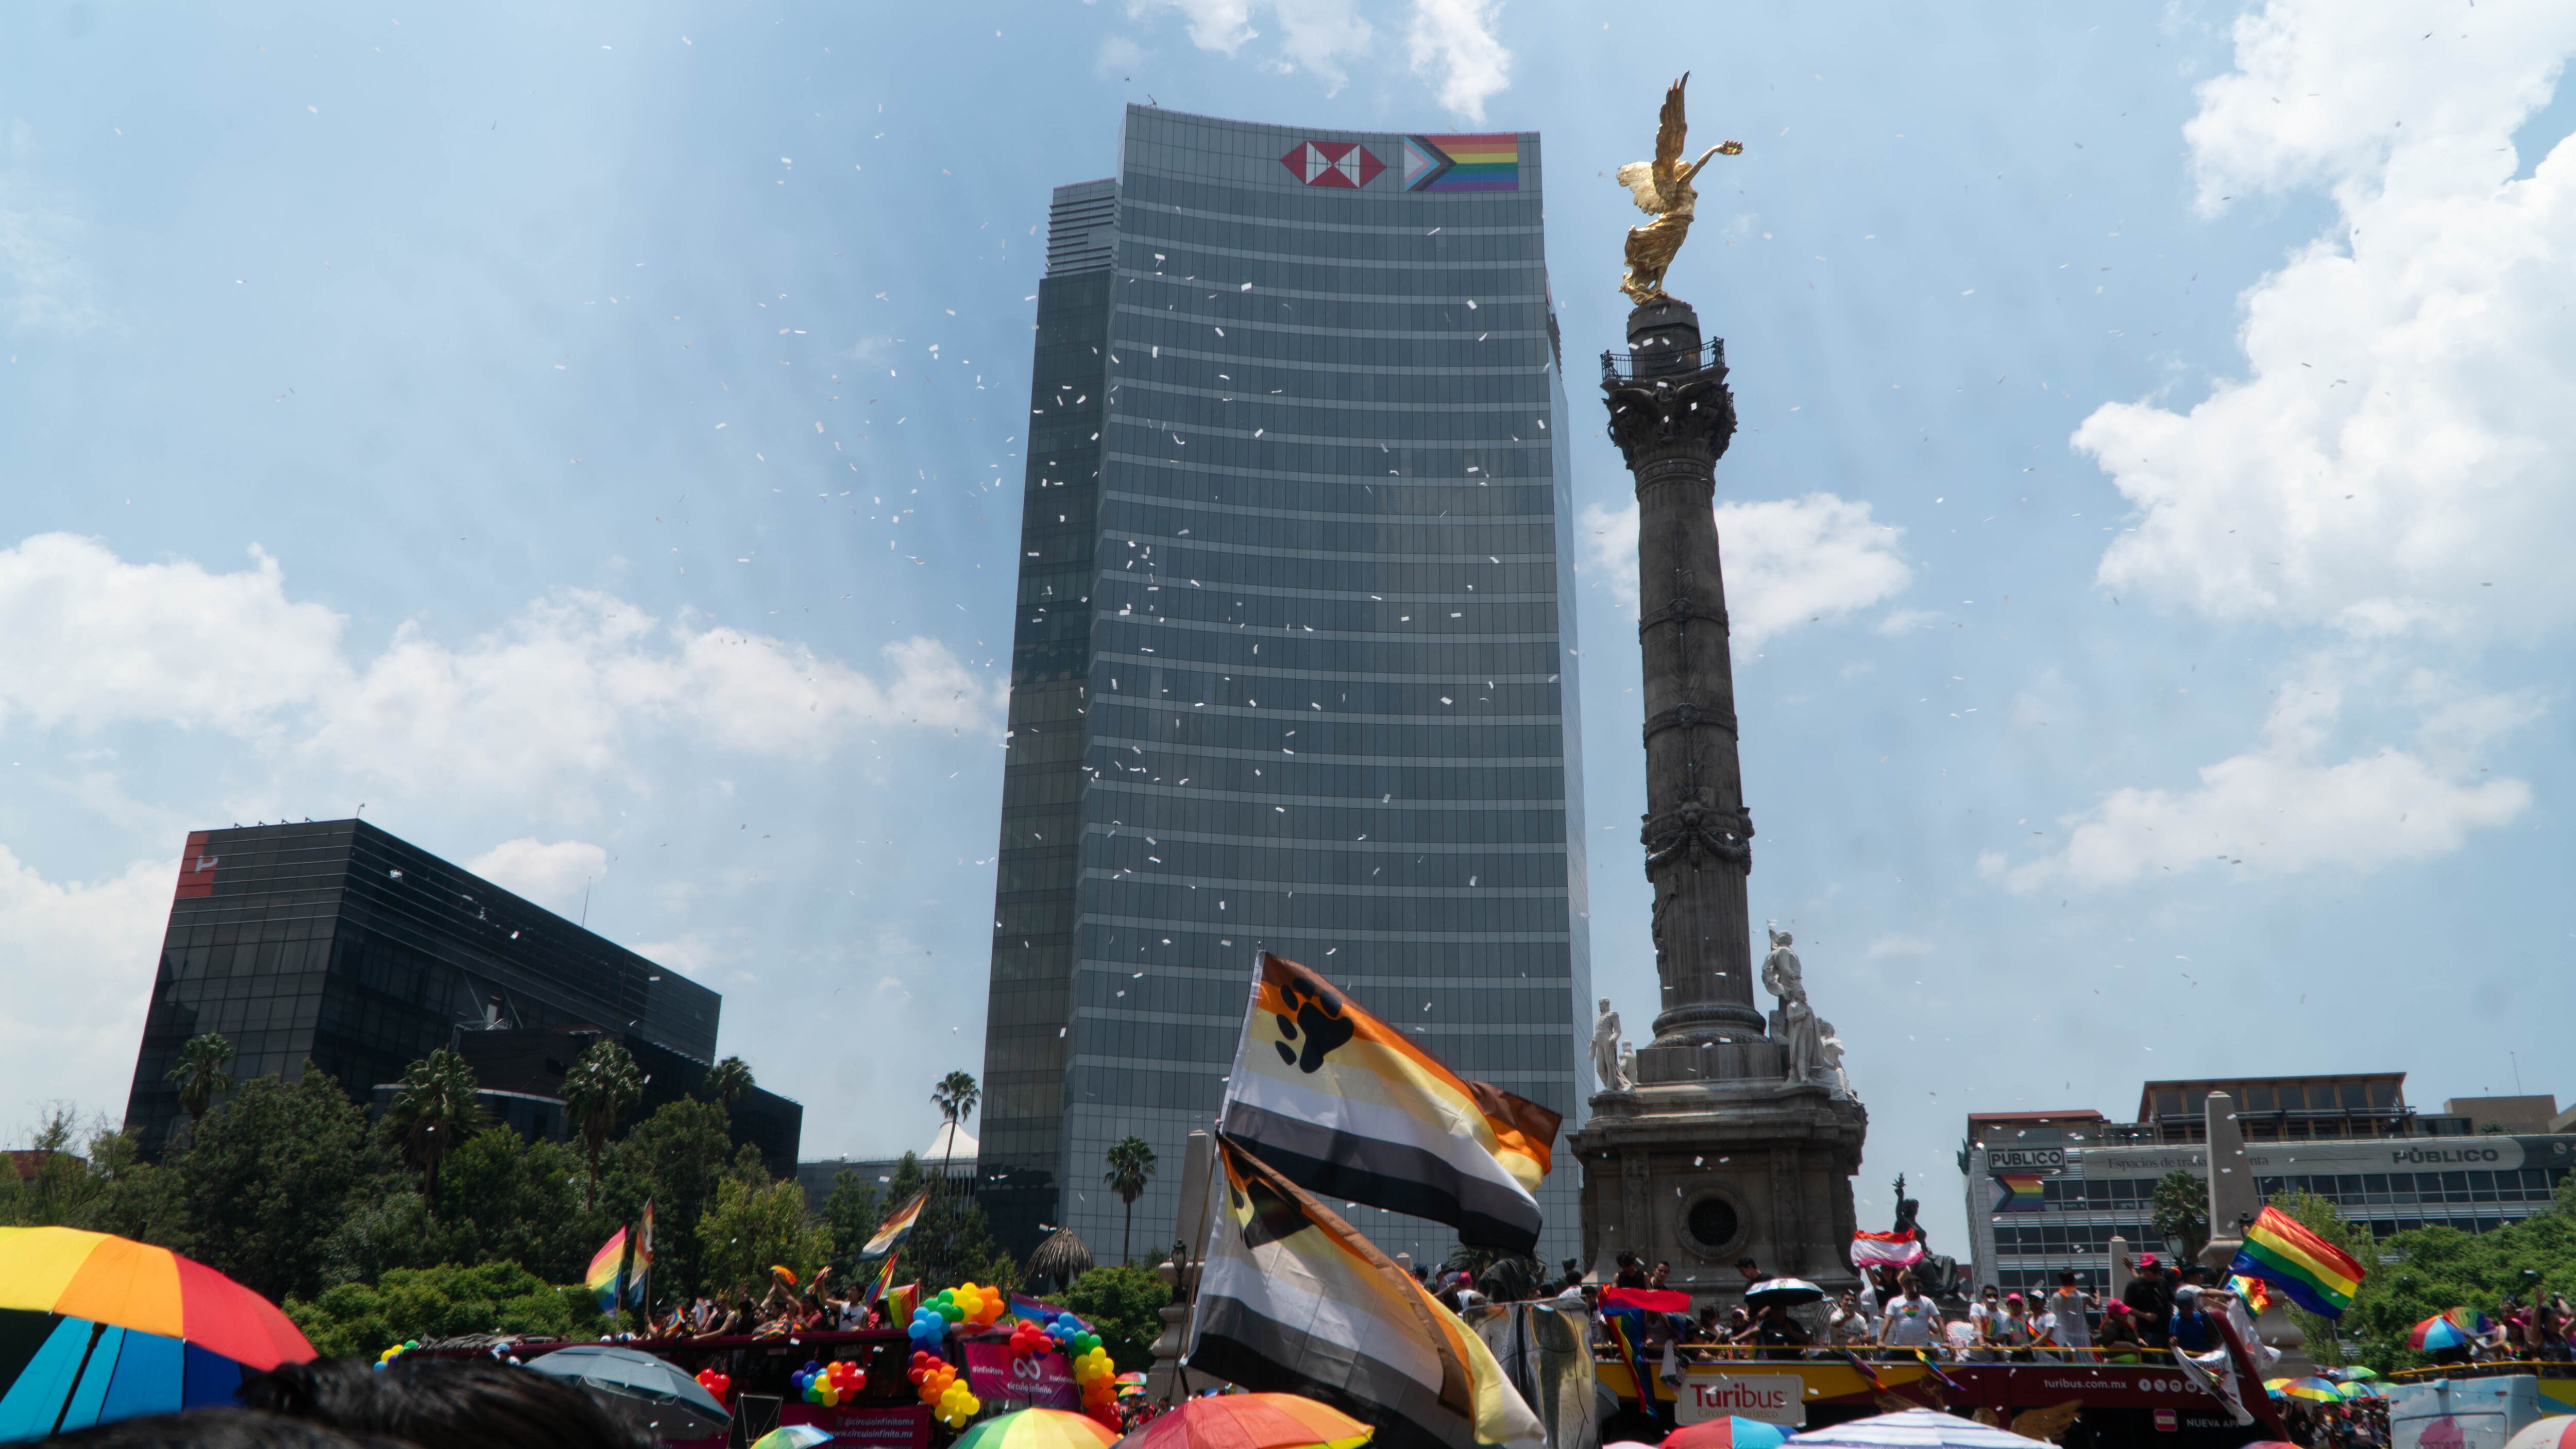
top-left (978, 108), bottom-right (1589, 1269)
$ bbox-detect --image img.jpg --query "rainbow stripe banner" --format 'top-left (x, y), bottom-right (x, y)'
top-left (585, 1221), bottom-right (648, 1312)
top-left (1402, 133), bottom-right (1519, 192)
top-left (859, 1189), bottom-right (928, 1260)
top-left (2230, 1205), bottom-right (2366, 1319)
top-left (1990, 1172), bottom-right (2048, 1214)
top-left (1219, 951), bottom-right (1561, 1254)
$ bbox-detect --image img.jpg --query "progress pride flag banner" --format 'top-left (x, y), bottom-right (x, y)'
top-left (962, 1342), bottom-right (1078, 1409)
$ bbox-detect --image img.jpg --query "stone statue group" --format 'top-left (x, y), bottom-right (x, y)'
top-left (1591, 921), bottom-right (1853, 1098)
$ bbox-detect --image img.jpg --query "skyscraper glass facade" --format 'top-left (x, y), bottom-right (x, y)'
top-left (978, 108), bottom-right (1590, 1267)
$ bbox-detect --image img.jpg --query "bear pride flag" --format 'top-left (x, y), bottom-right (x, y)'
top-left (1218, 952), bottom-right (1560, 1253)
top-left (1189, 1136), bottom-right (1544, 1449)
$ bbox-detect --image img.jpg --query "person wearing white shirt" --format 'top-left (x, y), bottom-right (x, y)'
top-left (2047, 1271), bottom-right (2096, 1356)
top-left (1879, 1275), bottom-right (1939, 1348)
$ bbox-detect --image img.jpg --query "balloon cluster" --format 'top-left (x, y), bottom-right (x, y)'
top-left (1006, 1319), bottom-right (1052, 1360)
top-left (940, 1282), bottom-right (1006, 1326)
top-left (792, 1359), bottom-right (864, 1407)
top-left (907, 1306), bottom-right (947, 1348)
top-left (694, 1368), bottom-right (732, 1406)
top-left (909, 1348), bottom-right (979, 1426)
top-left (1073, 1342), bottom-right (1117, 1424)
top-left (1034, 1311), bottom-right (1089, 1354)
top-left (372, 1341), bottom-right (417, 1372)
top-left (909, 1349), bottom-right (956, 1405)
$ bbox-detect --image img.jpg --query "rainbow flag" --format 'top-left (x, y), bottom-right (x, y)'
top-left (2229, 1205), bottom-right (2366, 1319)
top-left (1218, 952), bottom-right (1561, 1253)
top-left (867, 1248), bottom-right (901, 1309)
top-left (1990, 1172), bottom-right (2048, 1214)
top-left (1402, 133), bottom-right (1520, 192)
top-left (1007, 1291), bottom-right (1086, 1329)
top-left (859, 1189), bottom-right (928, 1260)
top-left (586, 1223), bottom-right (647, 1312)
top-left (885, 1282), bottom-right (920, 1322)
top-left (2229, 1272), bottom-right (2275, 1316)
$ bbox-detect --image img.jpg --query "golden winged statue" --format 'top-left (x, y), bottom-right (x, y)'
top-left (1617, 73), bottom-right (1741, 304)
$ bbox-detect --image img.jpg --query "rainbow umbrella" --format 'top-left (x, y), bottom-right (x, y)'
top-left (2503, 1419), bottom-right (2576, 1449)
top-left (0, 1226), bottom-right (313, 1438)
top-left (2409, 1309), bottom-right (2493, 1352)
top-left (2272, 1378), bottom-right (2343, 1404)
top-left (752, 1429), bottom-right (836, 1449)
top-left (1113, 1393), bottom-right (1372, 1449)
top-left (961, 1408), bottom-right (1123, 1449)
top-left (1661, 1417), bottom-right (1793, 1449)
top-left (2337, 1382), bottom-right (2387, 1401)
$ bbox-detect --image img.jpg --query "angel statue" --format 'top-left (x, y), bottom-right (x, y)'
top-left (1615, 73), bottom-right (1741, 304)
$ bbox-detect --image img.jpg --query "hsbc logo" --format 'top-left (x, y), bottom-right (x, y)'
top-left (1280, 140), bottom-right (1383, 189)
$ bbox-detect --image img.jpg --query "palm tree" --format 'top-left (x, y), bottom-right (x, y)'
top-left (1104, 1135), bottom-right (1158, 1265)
top-left (930, 1070), bottom-right (980, 1193)
top-left (700, 1055), bottom-right (755, 1109)
top-left (164, 1033), bottom-right (236, 1127)
top-left (385, 1049), bottom-right (483, 1206)
top-left (561, 1039), bottom-right (643, 1208)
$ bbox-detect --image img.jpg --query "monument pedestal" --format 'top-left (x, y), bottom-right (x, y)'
top-left (1570, 297), bottom-right (1869, 1314)
top-left (1569, 1079), bottom-right (1866, 1307)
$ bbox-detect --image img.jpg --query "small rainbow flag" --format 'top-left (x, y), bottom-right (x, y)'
top-left (1403, 133), bottom-right (1519, 192)
top-left (859, 1188), bottom-right (928, 1260)
top-left (1990, 1172), bottom-right (2048, 1214)
top-left (884, 1282), bottom-right (921, 1322)
top-left (2229, 1204), bottom-right (2366, 1319)
top-left (586, 1223), bottom-right (647, 1312)
top-left (2229, 1272), bottom-right (2275, 1316)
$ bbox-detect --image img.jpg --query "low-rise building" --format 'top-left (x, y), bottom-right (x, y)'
top-left (1960, 1075), bottom-right (2572, 1294)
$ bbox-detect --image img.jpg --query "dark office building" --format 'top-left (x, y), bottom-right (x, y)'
top-left (979, 110), bottom-right (1589, 1265)
top-left (123, 820), bottom-right (799, 1174)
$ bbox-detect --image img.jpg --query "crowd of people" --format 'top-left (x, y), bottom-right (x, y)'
top-left (612, 1266), bottom-right (883, 1341)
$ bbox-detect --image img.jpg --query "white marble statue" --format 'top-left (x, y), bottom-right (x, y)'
top-left (1815, 1020), bottom-right (1855, 1099)
top-left (1618, 1040), bottom-right (1638, 1090)
top-left (1591, 998), bottom-right (1632, 1092)
top-left (1762, 921), bottom-right (1826, 1085)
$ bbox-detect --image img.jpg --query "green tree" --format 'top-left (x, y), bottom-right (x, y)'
top-left (697, 1176), bottom-right (832, 1297)
top-left (284, 1260), bottom-right (604, 1359)
top-left (165, 1034), bottom-right (238, 1129)
top-left (1103, 1136), bottom-right (1157, 1266)
top-left (1060, 1264), bottom-right (1171, 1372)
top-left (601, 1098), bottom-right (761, 1299)
top-left (0, 1111), bottom-right (183, 1243)
top-left (2151, 1168), bottom-right (2210, 1263)
top-left (930, 1071), bottom-right (980, 1200)
top-left (2343, 1200), bottom-right (2576, 1371)
top-left (174, 1064), bottom-right (372, 1302)
top-left (700, 1056), bottom-right (755, 1109)
top-left (2261, 1187), bottom-right (2375, 1367)
top-left (381, 1049), bottom-right (484, 1207)
top-left (820, 1169), bottom-right (886, 1278)
top-left (561, 1039), bottom-right (643, 1208)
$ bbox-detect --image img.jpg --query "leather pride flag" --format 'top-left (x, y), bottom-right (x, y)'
top-left (1190, 1136), bottom-right (1544, 1449)
top-left (1219, 952), bottom-right (1560, 1253)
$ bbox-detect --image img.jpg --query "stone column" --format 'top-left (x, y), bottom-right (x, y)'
top-left (2199, 1093), bottom-right (2309, 1369)
top-left (1601, 301), bottom-right (1766, 1073)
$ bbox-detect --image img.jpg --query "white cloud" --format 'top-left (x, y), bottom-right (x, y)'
top-left (0, 533), bottom-right (1001, 806)
top-left (0, 845), bottom-right (172, 1121)
top-left (1405, 0), bottom-right (1510, 121)
top-left (1990, 657), bottom-right (2538, 893)
top-left (1095, 34), bottom-right (1148, 80)
top-left (0, 535), bottom-right (345, 732)
top-left (0, 123), bottom-right (105, 336)
top-left (2035, 2), bottom-right (2576, 890)
top-left (1580, 493), bottom-right (1911, 649)
top-left (1127, 0), bottom-right (1372, 90)
top-left (465, 838), bottom-right (608, 914)
top-left (2075, 4), bottom-right (2576, 639)
top-left (1865, 934), bottom-right (1936, 960)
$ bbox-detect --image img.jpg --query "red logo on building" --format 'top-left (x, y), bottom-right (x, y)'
top-left (175, 830), bottom-right (218, 899)
top-left (1280, 140), bottom-right (1382, 188)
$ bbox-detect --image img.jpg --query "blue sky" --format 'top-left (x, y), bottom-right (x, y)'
top-left (3, 0), bottom-right (2571, 1257)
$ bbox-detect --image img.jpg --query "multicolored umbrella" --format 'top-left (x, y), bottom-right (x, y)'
top-left (962, 1407), bottom-right (1123, 1449)
top-left (751, 1428), bottom-right (836, 1449)
top-left (2409, 1309), bottom-right (2493, 1352)
top-left (2334, 1367), bottom-right (2383, 1382)
top-left (2267, 1378), bottom-right (2343, 1404)
top-left (2502, 1418), bottom-right (2576, 1449)
top-left (0, 1226), bottom-right (314, 1439)
top-left (2336, 1382), bottom-right (2387, 1401)
top-left (1112, 1393), bottom-right (1371, 1449)
top-left (1660, 1416), bottom-right (1793, 1449)
top-left (524, 1343), bottom-right (730, 1441)
top-left (1761, 1409), bottom-right (2038, 1449)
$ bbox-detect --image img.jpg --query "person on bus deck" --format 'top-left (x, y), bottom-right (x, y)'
top-left (2093, 1300), bottom-right (2143, 1361)
top-left (2123, 1255), bottom-right (2173, 1349)
top-left (2168, 1285), bottom-right (2215, 1354)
